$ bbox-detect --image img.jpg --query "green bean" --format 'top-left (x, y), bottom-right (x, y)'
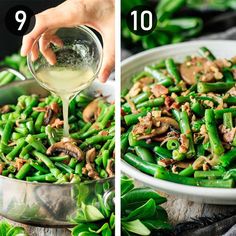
top-left (26, 173), bottom-right (56, 182)
top-left (136, 98), bottom-right (164, 109)
top-left (179, 111), bottom-right (195, 157)
top-left (135, 146), bottom-right (155, 163)
top-left (26, 135), bottom-right (47, 153)
top-left (144, 66), bottom-right (174, 86)
top-left (179, 165), bottom-right (194, 177)
top-left (215, 108), bottom-right (236, 120)
top-left (220, 148), bottom-right (236, 167)
top-left (55, 162), bottom-right (74, 174)
top-left (124, 111), bottom-right (147, 126)
top-left (132, 92), bottom-right (150, 105)
top-left (191, 102), bottom-right (204, 117)
top-left (21, 95), bottom-right (39, 118)
top-left (198, 47), bottom-right (215, 61)
top-left (205, 109), bottom-right (224, 156)
top-left (172, 150), bottom-right (185, 161)
top-left (166, 139), bottom-right (180, 150)
top-left (197, 82), bottom-right (235, 93)
top-left (11, 132), bottom-right (24, 141)
top-left (124, 153), bottom-right (158, 176)
top-left (224, 97), bottom-right (236, 105)
top-left (1, 119), bottom-right (13, 145)
top-left (49, 155), bottom-right (69, 162)
top-left (165, 58), bottom-right (181, 83)
top-left (35, 112), bottom-right (45, 133)
top-left (0, 73), bottom-right (15, 86)
top-left (132, 71), bottom-right (151, 83)
top-left (223, 112), bottom-right (233, 129)
top-left (153, 146), bottom-right (172, 159)
top-left (15, 163), bottom-right (31, 180)
top-left (6, 138), bottom-right (25, 160)
top-left (19, 144), bottom-right (33, 158)
top-left (30, 162), bottom-right (49, 174)
top-left (194, 170), bottom-right (223, 179)
top-left (99, 104), bottom-right (115, 129)
top-left (68, 157), bottom-right (78, 169)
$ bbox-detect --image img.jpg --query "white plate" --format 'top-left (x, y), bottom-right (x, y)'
top-left (121, 40), bottom-right (236, 205)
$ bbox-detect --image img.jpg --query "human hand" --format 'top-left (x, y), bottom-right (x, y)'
top-left (21, 0), bottom-right (115, 82)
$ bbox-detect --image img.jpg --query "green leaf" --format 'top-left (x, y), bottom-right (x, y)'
top-left (121, 176), bottom-right (134, 195)
top-left (71, 223), bottom-right (99, 236)
top-left (6, 226), bottom-right (28, 236)
top-left (82, 203), bottom-right (105, 221)
top-left (142, 219), bottom-right (172, 231)
top-left (122, 199), bottom-right (156, 221)
top-left (122, 219), bottom-right (151, 235)
top-left (109, 213), bottom-right (115, 230)
top-left (0, 221), bottom-right (11, 236)
top-left (122, 188), bottom-right (167, 209)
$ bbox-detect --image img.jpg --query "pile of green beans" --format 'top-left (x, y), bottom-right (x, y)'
top-left (0, 93), bottom-right (114, 183)
top-left (0, 53), bottom-right (30, 86)
top-left (122, 47), bottom-right (236, 188)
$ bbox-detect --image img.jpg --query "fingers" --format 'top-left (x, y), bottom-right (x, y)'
top-left (21, 14), bottom-right (48, 56)
top-left (98, 31), bottom-right (115, 83)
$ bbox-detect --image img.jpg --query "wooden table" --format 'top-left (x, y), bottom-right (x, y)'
top-left (1, 194), bottom-right (235, 235)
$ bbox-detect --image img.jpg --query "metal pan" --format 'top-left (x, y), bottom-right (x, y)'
top-left (0, 79), bottom-right (115, 227)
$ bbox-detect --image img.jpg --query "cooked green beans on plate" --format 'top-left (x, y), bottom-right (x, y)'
top-left (121, 47), bottom-right (236, 188)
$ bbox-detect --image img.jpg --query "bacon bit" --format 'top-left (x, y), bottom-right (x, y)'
top-left (164, 96), bottom-right (174, 110)
top-left (106, 159), bottom-right (114, 177)
top-left (182, 102), bottom-right (191, 116)
top-left (151, 84), bottom-right (168, 98)
top-left (227, 86), bottom-right (236, 96)
top-left (15, 158), bottom-right (27, 171)
top-left (132, 113), bottom-right (152, 136)
top-left (0, 105), bottom-right (10, 114)
top-left (50, 102), bottom-right (60, 114)
top-left (50, 118), bottom-right (64, 128)
top-left (215, 59), bottom-right (232, 68)
top-left (121, 108), bottom-right (126, 116)
top-left (128, 82), bottom-right (142, 97)
top-left (219, 125), bottom-right (236, 143)
top-left (99, 130), bottom-right (109, 136)
top-left (232, 69), bottom-right (236, 79)
top-left (158, 158), bottom-right (176, 167)
top-left (179, 134), bottom-right (189, 153)
top-left (139, 77), bottom-right (154, 85)
top-left (126, 96), bottom-right (137, 114)
top-left (203, 100), bottom-right (214, 108)
top-left (151, 110), bottom-right (161, 119)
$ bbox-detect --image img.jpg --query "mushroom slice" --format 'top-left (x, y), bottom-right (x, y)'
top-left (82, 98), bottom-right (102, 123)
top-left (154, 117), bottom-right (179, 130)
top-left (180, 57), bottom-right (207, 85)
top-left (47, 141), bottom-right (84, 161)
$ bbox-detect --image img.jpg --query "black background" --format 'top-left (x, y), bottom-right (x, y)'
top-left (0, 0), bottom-right (64, 59)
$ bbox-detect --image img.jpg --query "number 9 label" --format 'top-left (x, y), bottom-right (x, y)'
top-left (126, 5), bottom-right (157, 36)
top-left (5, 5), bottom-right (35, 36)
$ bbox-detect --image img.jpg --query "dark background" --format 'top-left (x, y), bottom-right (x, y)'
top-left (0, 0), bottom-right (64, 59)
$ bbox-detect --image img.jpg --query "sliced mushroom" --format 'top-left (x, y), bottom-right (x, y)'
top-left (82, 98), bottom-right (101, 123)
top-left (154, 117), bottom-right (179, 130)
top-left (180, 57), bottom-right (207, 85)
top-left (106, 159), bottom-right (114, 177)
top-left (44, 108), bottom-right (54, 125)
top-left (47, 141), bottom-right (84, 161)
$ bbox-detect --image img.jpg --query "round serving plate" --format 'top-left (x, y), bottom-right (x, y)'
top-left (121, 40), bottom-right (236, 205)
top-left (0, 79), bottom-right (115, 227)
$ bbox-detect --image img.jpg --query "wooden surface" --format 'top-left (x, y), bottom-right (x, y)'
top-left (1, 194), bottom-right (235, 235)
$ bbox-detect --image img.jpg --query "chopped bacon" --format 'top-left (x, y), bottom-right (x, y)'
top-left (219, 125), bottom-right (236, 143)
top-left (158, 158), bottom-right (176, 167)
top-left (151, 84), bottom-right (168, 98)
top-left (15, 158), bottom-right (27, 171)
top-left (50, 118), bottom-right (64, 128)
top-left (227, 86), bottom-right (236, 96)
top-left (0, 105), bottom-right (10, 114)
